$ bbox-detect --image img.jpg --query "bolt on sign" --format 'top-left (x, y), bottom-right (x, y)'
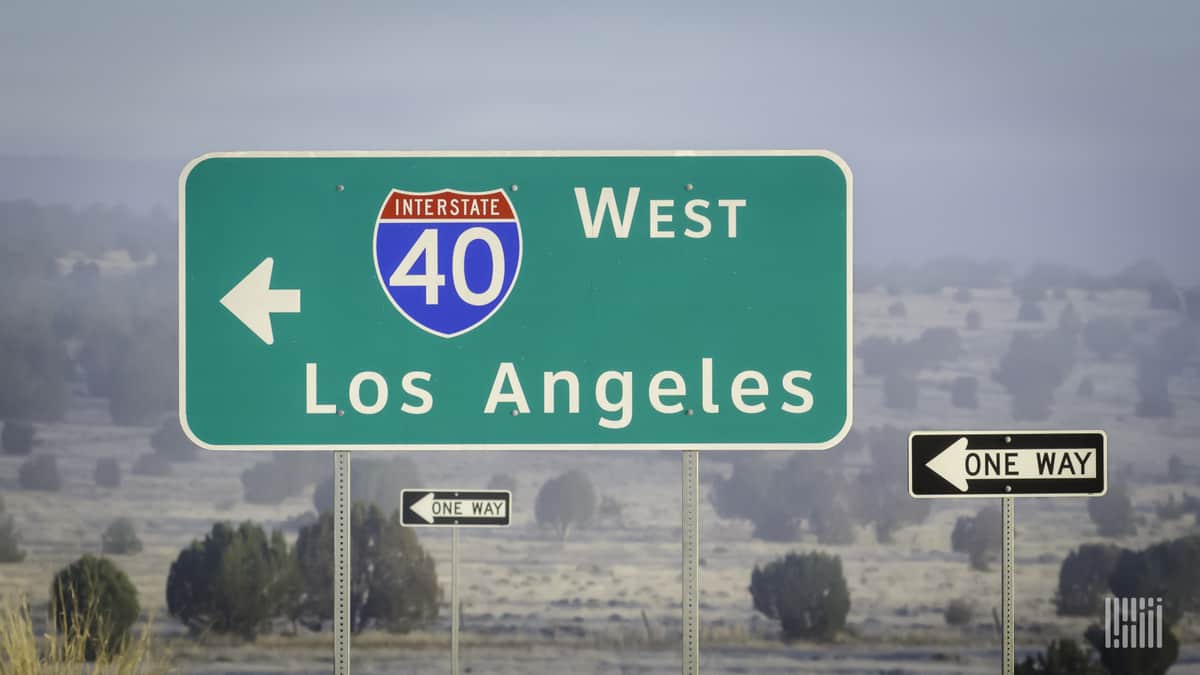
top-left (179, 151), bottom-right (852, 450)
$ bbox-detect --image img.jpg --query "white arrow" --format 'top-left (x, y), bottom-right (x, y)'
top-left (411, 492), bottom-right (437, 524)
top-left (927, 436), bottom-right (972, 492)
top-left (219, 257), bottom-right (301, 345)
top-left (926, 436), bottom-right (1098, 492)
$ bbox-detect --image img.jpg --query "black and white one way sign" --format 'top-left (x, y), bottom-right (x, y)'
top-left (401, 490), bottom-right (511, 527)
top-left (909, 430), bottom-right (1107, 498)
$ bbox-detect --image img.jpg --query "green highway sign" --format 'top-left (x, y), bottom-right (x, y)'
top-left (179, 151), bottom-right (852, 450)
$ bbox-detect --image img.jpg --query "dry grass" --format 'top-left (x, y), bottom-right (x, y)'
top-left (0, 596), bottom-right (170, 675)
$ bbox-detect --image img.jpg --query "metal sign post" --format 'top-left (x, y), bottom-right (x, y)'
top-left (1002, 497), bottom-right (1015, 674)
top-left (451, 527), bottom-right (460, 675)
top-left (682, 450), bottom-right (700, 675)
top-left (333, 451), bottom-right (351, 675)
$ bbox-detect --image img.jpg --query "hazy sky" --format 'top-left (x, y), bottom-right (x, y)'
top-left (2, 1), bottom-right (1197, 281)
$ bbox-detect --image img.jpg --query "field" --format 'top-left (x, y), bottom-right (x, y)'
top-left (3, 286), bottom-right (1200, 673)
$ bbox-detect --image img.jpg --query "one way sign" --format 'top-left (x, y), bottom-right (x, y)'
top-left (401, 490), bottom-right (512, 527)
top-left (909, 430), bottom-right (1107, 498)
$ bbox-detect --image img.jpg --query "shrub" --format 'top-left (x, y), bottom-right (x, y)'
top-left (1056, 543), bottom-right (1122, 616)
top-left (951, 506), bottom-right (1001, 571)
top-left (107, 328), bottom-right (176, 427)
top-left (19, 453), bottom-right (61, 491)
top-left (1147, 280), bottom-right (1182, 311)
top-left (911, 326), bottom-right (963, 365)
top-left (1107, 534), bottom-right (1200, 626)
top-left (293, 503), bottom-right (439, 633)
top-left (952, 287), bottom-right (972, 303)
top-left (312, 456), bottom-right (421, 515)
top-left (1017, 300), bottom-right (1045, 322)
top-left (166, 521), bottom-right (293, 639)
top-left (750, 551), bottom-right (850, 642)
top-left (1088, 484), bottom-right (1137, 538)
top-left (2, 420), bottom-right (35, 455)
top-left (101, 518), bottom-right (143, 555)
top-left (944, 598), bottom-right (974, 626)
top-left (1083, 317), bottom-right (1130, 360)
top-left (0, 316), bottom-right (69, 422)
top-left (950, 375), bottom-right (978, 409)
top-left (856, 336), bottom-right (914, 377)
top-left (882, 371), bottom-right (918, 410)
top-left (131, 451), bottom-right (171, 477)
top-left (1085, 622), bottom-right (1178, 675)
top-left (535, 470), bottom-right (597, 540)
top-left (965, 308), bottom-right (982, 331)
top-left (1015, 639), bottom-right (1105, 675)
top-left (886, 301), bottom-right (907, 318)
top-left (50, 554), bottom-right (140, 661)
top-left (150, 416), bottom-right (197, 461)
top-left (993, 332), bottom-right (1074, 421)
top-left (1057, 303), bottom-right (1082, 337)
top-left (94, 457), bottom-right (121, 488)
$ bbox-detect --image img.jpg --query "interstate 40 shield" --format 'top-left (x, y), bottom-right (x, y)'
top-left (179, 151), bottom-right (852, 451)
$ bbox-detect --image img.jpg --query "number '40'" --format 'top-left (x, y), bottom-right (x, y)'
top-left (389, 227), bottom-right (506, 306)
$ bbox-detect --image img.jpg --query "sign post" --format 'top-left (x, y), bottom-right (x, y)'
top-left (909, 430), bottom-right (1107, 673)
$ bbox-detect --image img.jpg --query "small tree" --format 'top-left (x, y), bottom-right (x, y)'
top-left (94, 458), bottom-right (121, 488)
top-left (944, 598), bottom-right (974, 626)
top-left (993, 332), bottom-right (1074, 421)
top-left (1088, 484), bottom-right (1136, 538)
top-left (293, 503), bottom-right (439, 633)
top-left (887, 300), bottom-right (907, 318)
top-left (1076, 376), bottom-right (1095, 398)
top-left (50, 554), bottom-right (140, 661)
top-left (1057, 303), bottom-right (1083, 338)
top-left (951, 506), bottom-right (1002, 571)
top-left (1086, 622), bottom-right (1179, 675)
top-left (19, 454), bottom-right (61, 491)
top-left (166, 521), bottom-right (293, 640)
top-left (101, 518), bottom-right (143, 555)
top-left (150, 416), bottom-right (198, 461)
top-left (950, 375), bottom-right (978, 409)
top-left (535, 470), bottom-right (597, 540)
top-left (1134, 354), bottom-right (1174, 418)
top-left (2, 420), bottom-right (35, 455)
top-left (750, 551), bottom-right (850, 642)
top-left (1107, 535), bottom-right (1200, 626)
top-left (1056, 543), bottom-right (1121, 616)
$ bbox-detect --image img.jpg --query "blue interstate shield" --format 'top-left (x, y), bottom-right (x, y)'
top-left (373, 189), bottom-right (522, 338)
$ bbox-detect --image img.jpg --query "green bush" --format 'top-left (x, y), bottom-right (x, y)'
top-left (293, 503), bottom-right (438, 633)
top-left (150, 416), bottom-right (198, 461)
top-left (101, 518), bottom-right (143, 555)
top-left (750, 551), bottom-right (850, 642)
top-left (536, 470), bottom-right (597, 540)
top-left (1085, 622), bottom-right (1178, 675)
top-left (943, 598), bottom-right (974, 626)
top-left (887, 301), bottom-right (906, 318)
top-left (1056, 543), bottom-right (1122, 616)
top-left (107, 328), bottom-right (176, 427)
top-left (1015, 639), bottom-right (1105, 675)
top-left (1017, 300), bottom-right (1045, 322)
top-left (1108, 534), bottom-right (1200, 626)
top-left (0, 316), bottom-right (69, 422)
top-left (993, 332), bottom-right (1074, 421)
top-left (965, 308), bottom-right (982, 331)
top-left (2, 420), bottom-right (35, 455)
top-left (951, 506), bottom-right (1001, 571)
top-left (50, 554), bottom-right (140, 661)
top-left (94, 457), bottom-right (121, 488)
top-left (1088, 484), bottom-right (1137, 538)
top-left (166, 521), bottom-right (293, 640)
top-left (18, 453), bottom-right (61, 491)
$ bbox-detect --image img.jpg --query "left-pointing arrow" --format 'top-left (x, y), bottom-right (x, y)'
top-left (220, 257), bottom-right (301, 345)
